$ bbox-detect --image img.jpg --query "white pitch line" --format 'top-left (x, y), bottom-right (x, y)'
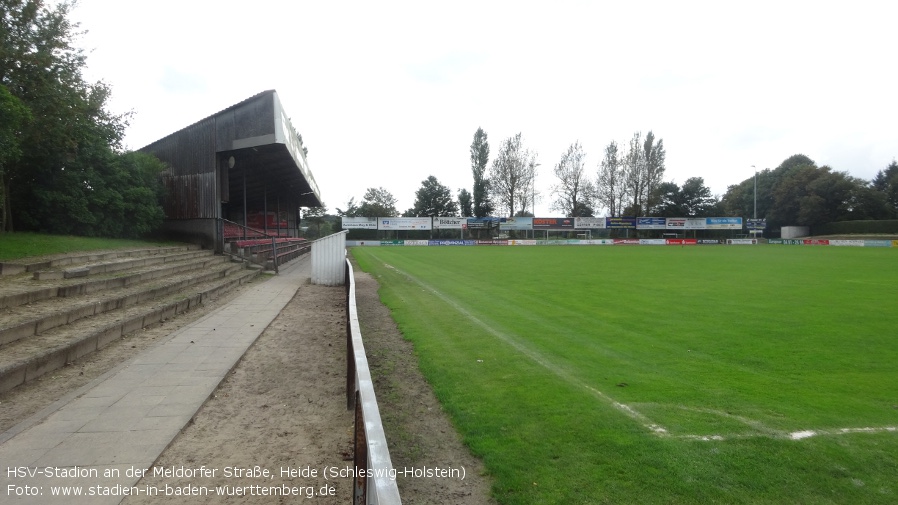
top-left (376, 258), bottom-right (670, 436)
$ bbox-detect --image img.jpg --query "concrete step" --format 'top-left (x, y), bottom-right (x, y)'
top-left (0, 251), bottom-right (221, 310)
top-left (0, 266), bottom-right (261, 393)
top-left (0, 261), bottom-right (244, 347)
top-left (0, 245), bottom-right (200, 276)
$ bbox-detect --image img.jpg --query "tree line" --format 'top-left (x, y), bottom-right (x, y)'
top-left (1, 0), bottom-right (167, 237)
top-left (328, 128), bottom-right (897, 236)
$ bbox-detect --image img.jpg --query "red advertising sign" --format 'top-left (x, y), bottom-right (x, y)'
top-left (665, 239), bottom-right (697, 245)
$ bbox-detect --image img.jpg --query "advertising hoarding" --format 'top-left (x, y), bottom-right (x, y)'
top-left (606, 217), bottom-right (637, 229)
top-left (379, 217), bottom-right (432, 230)
top-left (341, 217), bottom-right (378, 229)
top-left (500, 217), bottom-right (533, 231)
top-left (574, 217), bottom-right (606, 229)
top-left (532, 217), bottom-right (575, 229)
top-left (637, 217), bottom-right (666, 229)
top-left (432, 217), bottom-right (466, 229)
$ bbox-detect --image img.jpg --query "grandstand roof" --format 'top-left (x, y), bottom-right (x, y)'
top-left (141, 90), bottom-right (322, 219)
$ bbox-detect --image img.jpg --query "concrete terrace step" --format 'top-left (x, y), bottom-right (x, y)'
top-left (0, 265), bottom-right (262, 393)
top-left (32, 249), bottom-right (214, 280)
top-left (0, 261), bottom-right (246, 347)
top-left (0, 251), bottom-right (222, 310)
top-left (0, 245), bottom-right (200, 276)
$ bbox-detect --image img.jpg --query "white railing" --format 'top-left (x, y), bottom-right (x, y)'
top-left (345, 259), bottom-right (402, 504)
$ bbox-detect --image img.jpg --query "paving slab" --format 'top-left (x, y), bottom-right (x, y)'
top-left (0, 256), bottom-right (311, 504)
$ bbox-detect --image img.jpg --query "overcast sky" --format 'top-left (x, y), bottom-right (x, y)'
top-left (72, 0), bottom-right (897, 216)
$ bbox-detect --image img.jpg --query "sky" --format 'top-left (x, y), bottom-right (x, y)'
top-left (71, 0), bottom-right (898, 217)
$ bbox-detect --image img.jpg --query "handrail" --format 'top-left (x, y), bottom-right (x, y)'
top-left (219, 218), bottom-right (293, 272)
top-left (345, 258), bottom-right (402, 504)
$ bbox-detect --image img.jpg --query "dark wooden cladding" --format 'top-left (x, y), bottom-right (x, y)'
top-left (162, 172), bottom-right (219, 219)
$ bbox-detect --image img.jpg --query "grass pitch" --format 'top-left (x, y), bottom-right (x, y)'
top-left (352, 245), bottom-right (898, 504)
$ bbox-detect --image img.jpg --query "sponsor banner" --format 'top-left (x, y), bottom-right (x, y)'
top-left (803, 239), bottom-right (830, 245)
top-left (404, 240), bottom-right (429, 246)
top-left (698, 239), bottom-right (721, 245)
top-left (346, 240), bottom-right (380, 246)
top-left (574, 217), bottom-right (606, 229)
top-left (341, 217), bottom-right (378, 229)
top-left (726, 239), bottom-right (757, 245)
top-left (379, 217), bottom-right (432, 230)
top-left (864, 240), bottom-right (893, 247)
top-left (466, 217), bottom-right (499, 229)
top-left (500, 217), bottom-right (533, 230)
top-left (706, 217), bottom-right (743, 229)
top-left (575, 239), bottom-right (614, 245)
top-left (532, 217), bottom-right (575, 229)
top-left (666, 218), bottom-right (706, 229)
top-left (607, 217), bottom-right (637, 229)
top-left (780, 239), bottom-right (803, 245)
top-left (893, 240), bottom-right (898, 248)
top-left (428, 240), bottom-right (475, 246)
top-left (613, 238), bottom-right (640, 245)
top-left (746, 218), bottom-right (767, 230)
top-left (380, 240), bottom-right (405, 246)
top-left (476, 240), bottom-right (508, 245)
top-left (509, 239), bottom-right (538, 246)
top-left (666, 239), bottom-right (698, 245)
top-left (637, 217), bottom-right (666, 230)
top-left (830, 240), bottom-right (864, 247)
top-left (432, 217), bottom-right (465, 229)
top-left (640, 239), bottom-right (666, 245)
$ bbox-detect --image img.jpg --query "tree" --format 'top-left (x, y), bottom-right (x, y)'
top-left (457, 188), bottom-right (473, 217)
top-left (489, 133), bottom-right (538, 217)
top-left (622, 131), bottom-right (666, 216)
top-left (357, 187), bottom-right (398, 217)
top-left (596, 140), bottom-right (626, 217)
top-left (0, 85), bottom-right (31, 231)
top-left (302, 205), bottom-right (329, 239)
top-left (550, 141), bottom-right (595, 217)
top-left (335, 198), bottom-right (359, 217)
top-left (872, 160), bottom-right (898, 217)
top-left (2, 0), bottom-right (131, 234)
top-left (470, 127), bottom-right (493, 217)
top-left (406, 175), bottom-right (459, 217)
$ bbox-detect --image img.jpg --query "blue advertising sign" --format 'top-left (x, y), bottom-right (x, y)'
top-left (637, 217), bottom-right (666, 229)
top-left (606, 217), bottom-right (637, 229)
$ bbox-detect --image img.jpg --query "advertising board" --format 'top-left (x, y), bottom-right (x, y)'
top-left (532, 217), bottom-right (575, 229)
top-left (637, 217), bottom-right (666, 229)
top-left (432, 217), bottom-right (465, 229)
top-left (379, 217), bottom-right (432, 230)
top-left (574, 217), bottom-right (606, 229)
top-left (341, 217), bottom-right (378, 229)
top-left (606, 217), bottom-right (637, 229)
top-left (500, 217), bottom-right (533, 231)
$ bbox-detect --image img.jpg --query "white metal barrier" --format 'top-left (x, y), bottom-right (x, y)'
top-left (345, 259), bottom-right (402, 504)
top-left (311, 231), bottom-right (347, 285)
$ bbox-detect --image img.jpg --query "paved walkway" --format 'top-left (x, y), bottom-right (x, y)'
top-left (0, 256), bottom-right (310, 504)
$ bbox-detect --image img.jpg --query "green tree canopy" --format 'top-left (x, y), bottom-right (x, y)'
top-left (406, 175), bottom-right (459, 217)
top-left (457, 188), bottom-right (473, 217)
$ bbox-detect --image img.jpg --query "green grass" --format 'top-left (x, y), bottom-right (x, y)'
top-left (352, 245), bottom-right (898, 504)
top-left (0, 232), bottom-right (181, 261)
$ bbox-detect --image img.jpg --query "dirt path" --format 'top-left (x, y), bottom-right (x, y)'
top-left (122, 262), bottom-right (494, 504)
